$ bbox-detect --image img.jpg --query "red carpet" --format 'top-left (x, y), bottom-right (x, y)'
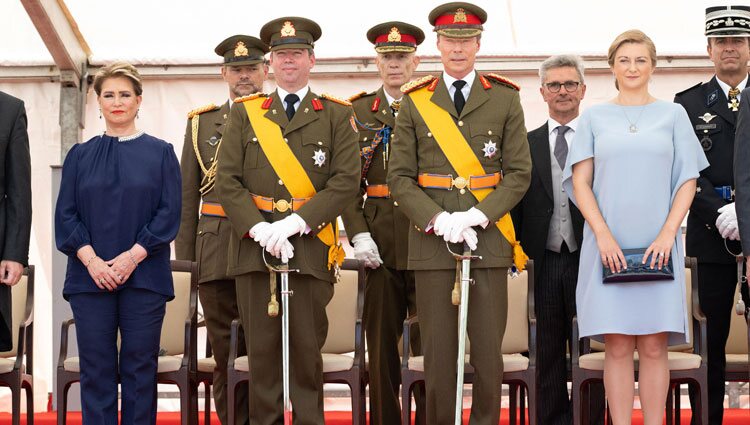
top-left (0, 409), bottom-right (748, 425)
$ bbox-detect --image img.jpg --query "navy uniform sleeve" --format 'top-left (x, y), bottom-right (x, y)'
top-left (55, 144), bottom-right (91, 256)
top-left (136, 143), bottom-right (182, 254)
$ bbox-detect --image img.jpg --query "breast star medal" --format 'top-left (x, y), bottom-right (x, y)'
top-left (312, 149), bottom-right (326, 167)
top-left (482, 141), bottom-right (498, 158)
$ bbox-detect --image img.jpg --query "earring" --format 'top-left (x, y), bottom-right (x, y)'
top-left (99, 109), bottom-right (102, 119)
top-left (137, 109), bottom-right (140, 119)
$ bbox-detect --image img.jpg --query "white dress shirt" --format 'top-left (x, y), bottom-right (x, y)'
top-left (443, 71), bottom-right (476, 103)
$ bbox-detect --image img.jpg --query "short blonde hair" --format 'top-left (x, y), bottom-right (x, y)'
top-left (93, 62), bottom-right (143, 96)
top-left (607, 29), bottom-right (657, 68)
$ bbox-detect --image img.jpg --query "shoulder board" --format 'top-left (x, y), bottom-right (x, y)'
top-left (674, 82), bottom-right (702, 98)
top-left (484, 73), bottom-right (520, 91)
top-left (233, 92), bottom-right (267, 104)
top-left (347, 91), bottom-right (374, 102)
top-left (187, 103), bottom-right (220, 119)
top-left (401, 75), bottom-right (437, 94)
top-left (321, 93), bottom-right (352, 106)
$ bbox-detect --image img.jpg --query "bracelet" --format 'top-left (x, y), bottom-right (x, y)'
top-left (84, 255), bottom-right (98, 267)
top-left (127, 250), bottom-right (138, 267)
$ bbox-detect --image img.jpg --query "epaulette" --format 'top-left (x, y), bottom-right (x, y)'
top-left (675, 82), bottom-right (702, 98)
top-left (401, 75), bottom-right (437, 94)
top-left (321, 93), bottom-right (352, 106)
top-left (233, 92), bottom-right (267, 103)
top-left (187, 103), bottom-right (220, 119)
top-left (484, 73), bottom-right (521, 91)
top-left (348, 91), bottom-right (374, 102)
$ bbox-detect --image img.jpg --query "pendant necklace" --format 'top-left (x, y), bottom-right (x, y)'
top-left (620, 104), bottom-right (646, 133)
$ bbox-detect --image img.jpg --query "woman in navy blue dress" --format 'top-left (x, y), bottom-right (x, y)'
top-left (55, 62), bottom-right (181, 425)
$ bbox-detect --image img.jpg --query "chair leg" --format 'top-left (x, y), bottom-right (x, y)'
top-left (526, 379), bottom-right (536, 425)
top-left (227, 378), bottom-right (241, 425)
top-left (25, 380), bottom-right (34, 425)
top-left (401, 379), bottom-right (413, 425)
top-left (11, 382), bottom-right (20, 425)
top-left (204, 382), bottom-right (211, 425)
top-left (666, 384), bottom-right (674, 425)
top-left (509, 384), bottom-right (517, 425)
top-left (57, 378), bottom-right (68, 425)
top-left (674, 384), bottom-right (682, 425)
top-left (698, 379), bottom-right (708, 425)
top-left (571, 376), bottom-right (582, 425)
top-left (350, 380), bottom-right (361, 425)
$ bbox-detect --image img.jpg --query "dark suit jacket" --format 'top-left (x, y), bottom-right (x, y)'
top-left (511, 122), bottom-right (584, 267)
top-left (674, 76), bottom-right (744, 263)
top-left (735, 87), bottom-right (750, 251)
top-left (0, 91), bottom-right (32, 351)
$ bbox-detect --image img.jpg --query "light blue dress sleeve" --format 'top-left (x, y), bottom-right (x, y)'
top-left (670, 105), bottom-right (709, 203)
top-left (561, 108), bottom-right (594, 208)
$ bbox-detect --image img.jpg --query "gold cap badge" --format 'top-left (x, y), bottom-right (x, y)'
top-left (387, 27), bottom-right (402, 42)
top-left (234, 41), bottom-right (249, 57)
top-left (281, 21), bottom-right (296, 37)
top-left (454, 8), bottom-right (468, 23)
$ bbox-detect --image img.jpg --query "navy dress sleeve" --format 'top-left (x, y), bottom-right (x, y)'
top-left (55, 144), bottom-right (92, 256)
top-left (136, 144), bottom-right (182, 254)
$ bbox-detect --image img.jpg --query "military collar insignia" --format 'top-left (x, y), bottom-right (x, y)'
top-left (312, 149), bottom-right (326, 167)
top-left (261, 97), bottom-right (273, 109)
top-left (311, 98), bottom-right (324, 111)
top-left (281, 21), bottom-right (296, 37)
top-left (234, 41), bottom-right (249, 57)
top-left (482, 141), bottom-right (498, 158)
top-left (700, 112), bottom-right (717, 123)
top-left (371, 97), bottom-right (381, 112)
top-left (388, 27), bottom-right (402, 42)
top-left (454, 8), bottom-right (468, 23)
top-left (707, 90), bottom-right (719, 107)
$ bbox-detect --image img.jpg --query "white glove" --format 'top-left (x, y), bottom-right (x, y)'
top-left (443, 207), bottom-right (489, 244)
top-left (461, 227), bottom-right (478, 250)
top-left (728, 226), bottom-right (741, 241)
top-left (279, 240), bottom-right (295, 262)
top-left (254, 214), bottom-right (306, 258)
top-left (250, 221), bottom-right (296, 261)
top-left (716, 203), bottom-right (738, 239)
top-left (350, 232), bottom-right (383, 269)
top-left (432, 211), bottom-right (451, 236)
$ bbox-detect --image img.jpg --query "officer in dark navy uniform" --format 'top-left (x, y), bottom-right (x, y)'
top-left (673, 5), bottom-right (750, 425)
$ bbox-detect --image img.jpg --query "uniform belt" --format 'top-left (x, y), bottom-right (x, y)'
top-left (365, 184), bottom-right (390, 198)
top-left (251, 193), bottom-right (310, 213)
top-left (714, 185), bottom-right (735, 201)
top-left (200, 202), bottom-right (227, 218)
top-left (417, 172), bottom-right (502, 191)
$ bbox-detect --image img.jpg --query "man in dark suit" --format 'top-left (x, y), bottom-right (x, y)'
top-left (733, 88), bottom-right (750, 312)
top-left (512, 55), bottom-right (603, 425)
top-left (0, 91), bottom-right (32, 352)
top-left (674, 6), bottom-right (750, 425)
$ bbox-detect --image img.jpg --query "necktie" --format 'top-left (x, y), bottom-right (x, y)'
top-left (453, 80), bottom-right (467, 115)
top-left (554, 125), bottom-right (570, 169)
top-left (729, 87), bottom-right (740, 112)
top-left (285, 93), bottom-right (299, 121)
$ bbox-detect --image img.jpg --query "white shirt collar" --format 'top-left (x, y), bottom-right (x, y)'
top-left (547, 117), bottom-right (579, 135)
top-left (715, 75), bottom-right (748, 100)
top-left (276, 86), bottom-right (310, 110)
top-left (382, 89), bottom-right (399, 107)
top-left (443, 71), bottom-right (476, 99)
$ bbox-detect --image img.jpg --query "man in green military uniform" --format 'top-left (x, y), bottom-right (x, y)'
top-left (387, 3), bottom-right (531, 424)
top-left (341, 21), bottom-right (426, 425)
top-left (176, 34), bottom-right (268, 425)
top-left (215, 17), bottom-right (360, 425)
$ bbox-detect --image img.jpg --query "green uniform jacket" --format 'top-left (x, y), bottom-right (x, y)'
top-left (216, 90), bottom-right (360, 282)
top-left (340, 87), bottom-right (410, 270)
top-left (386, 72), bottom-right (531, 270)
top-left (175, 102), bottom-right (234, 283)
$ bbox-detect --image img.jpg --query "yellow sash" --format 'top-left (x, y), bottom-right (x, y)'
top-left (410, 87), bottom-right (528, 271)
top-left (242, 98), bottom-right (345, 270)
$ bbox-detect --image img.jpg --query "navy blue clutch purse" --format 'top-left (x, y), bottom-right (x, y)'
top-left (602, 248), bottom-right (674, 283)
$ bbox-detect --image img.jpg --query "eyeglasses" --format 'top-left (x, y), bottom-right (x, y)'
top-left (544, 81), bottom-right (581, 93)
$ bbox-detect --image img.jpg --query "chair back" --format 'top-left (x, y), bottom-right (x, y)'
top-left (159, 261), bottom-right (197, 356)
top-left (502, 270), bottom-right (529, 354)
top-left (322, 262), bottom-right (362, 354)
top-left (0, 267), bottom-right (33, 358)
top-left (725, 284), bottom-right (748, 355)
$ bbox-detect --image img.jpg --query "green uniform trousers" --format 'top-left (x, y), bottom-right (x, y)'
top-left (235, 272), bottom-right (333, 425)
top-left (363, 266), bottom-right (424, 425)
top-left (199, 279), bottom-right (248, 425)
top-left (415, 268), bottom-right (508, 425)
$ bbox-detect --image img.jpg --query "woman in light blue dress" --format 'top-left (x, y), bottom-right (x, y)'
top-left (561, 30), bottom-right (708, 425)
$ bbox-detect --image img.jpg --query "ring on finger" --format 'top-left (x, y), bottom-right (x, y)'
top-left (99, 278), bottom-right (105, 284)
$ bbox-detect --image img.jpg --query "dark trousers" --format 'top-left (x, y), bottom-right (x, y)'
top-left (689, 262), bottom-right (749, 425)
top-left (536, 246), bottom-right (604, 425)
top-left (69, 288), bottom-right (168, 425)
top-left (415, 268), bottom-right (507, 425)
top-left (199, 279), bottom-right (248, 425)
top-left (363, 266), bottom-right (425, 425)
top-left (235, 272), bottom-right (333, 425)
